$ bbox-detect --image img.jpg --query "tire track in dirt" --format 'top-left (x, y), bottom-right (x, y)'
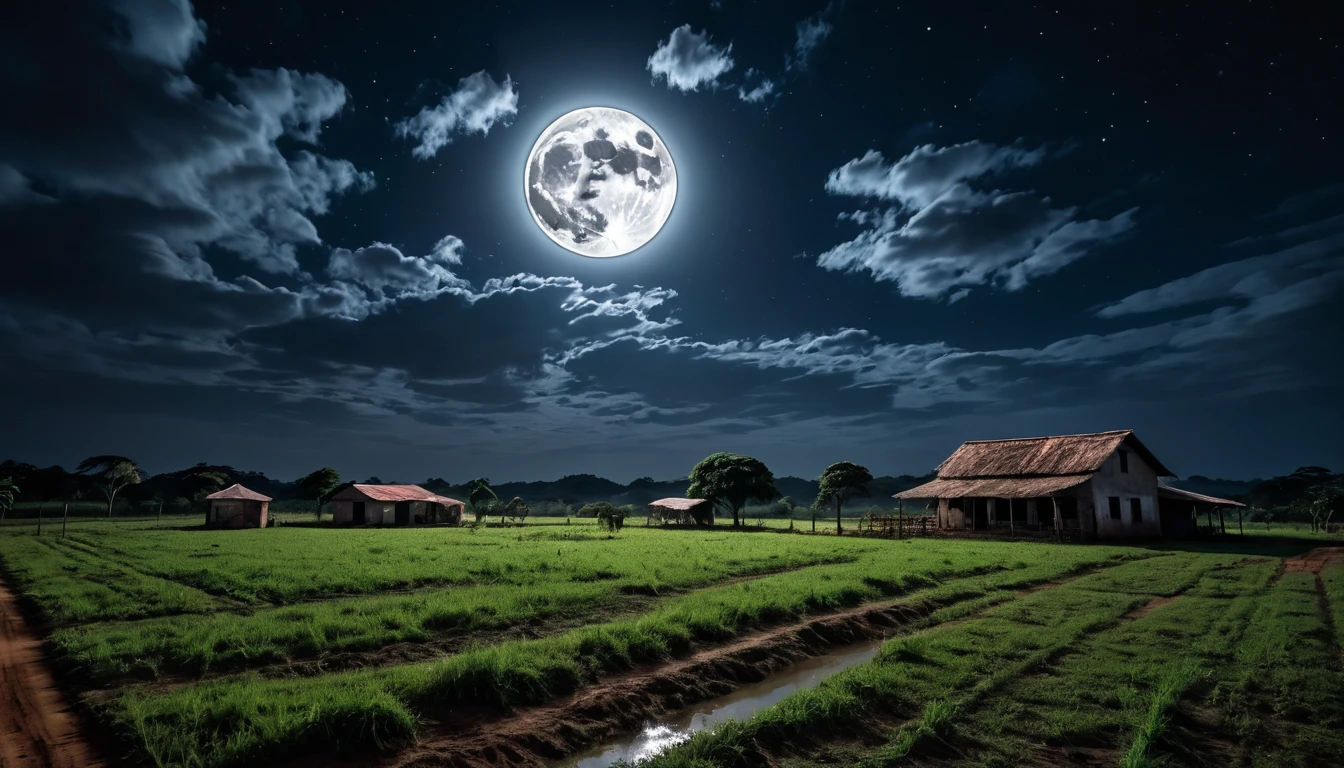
top-left (0, 574), bottom-right (107, 768)
top-left (309, 563), bottom-right (1133, 768)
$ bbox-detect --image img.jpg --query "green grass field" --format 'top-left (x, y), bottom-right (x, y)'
top-left (0, 516), bottom-right (1338, 767)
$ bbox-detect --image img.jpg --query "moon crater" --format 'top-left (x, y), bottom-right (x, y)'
top-left (525, 107), bottom-right (677, 258)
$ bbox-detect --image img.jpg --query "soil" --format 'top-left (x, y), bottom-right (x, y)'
top-left (1281, 546), bottom-right (1344, 575)
top-left (1124, 594), bottom-right (1183, 619)
top-left (0, 576), bottom-right (106, 768)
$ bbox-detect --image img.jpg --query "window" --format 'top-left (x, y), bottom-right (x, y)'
top-left (1118, 450), bottom-right (1129, 473)
top-left (1108, 496), bottom-right (1122, 520)
top-left (1131, 498), bottom-right (1143, 524)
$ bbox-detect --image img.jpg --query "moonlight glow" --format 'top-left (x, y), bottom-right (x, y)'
top-left (525, 107), bottom-right (677, 257)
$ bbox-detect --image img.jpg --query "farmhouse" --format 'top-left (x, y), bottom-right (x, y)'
top-left (205, 484), bottom-right (271, 528)
top-left (648, 497), bottom-right (714, 526)
top-left (894, 429), bottom-right (1242, 540)
top-left (328, 484), bottom-right (464, 526)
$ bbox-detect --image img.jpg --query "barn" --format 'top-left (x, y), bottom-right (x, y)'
top-left (894, 429), bottom-right (1242, 540)
top-left (648, 497), bottom-right (714, 526)
top-left (205, 484), bottom-right (271, 528)
top-left (328, 484), bottom-right (464, 526)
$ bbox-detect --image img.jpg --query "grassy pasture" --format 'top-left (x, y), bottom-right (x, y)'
top-left (0, 516), bottom-right (1338, 768)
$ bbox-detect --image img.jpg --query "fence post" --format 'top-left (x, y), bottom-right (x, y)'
top-left (898, 499), bottom-right (904, 540)
top-left (62, 503), bottom-right (68, 538)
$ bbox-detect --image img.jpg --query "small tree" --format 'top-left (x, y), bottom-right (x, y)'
top-left (816, 461), bottom-right (874, 535)
top-left (577, 501), bottom-right (616, 519)
top-left (77, 456), bottom-right (142, 517)
top-left (0, 478), bottom-right (18, 521)
top-left (597, 505), bottom-right (626, 532)
top-left (297, 468), bottom-right (341, 521)
top-left (467, 478), bottom-right (498, 524)
top-left (503, 496), bottom-right (530, 525)
top-left (686, 452), bottom-right (781, 528)
top-left (1309, 484), bottom-right (1342, 533)
top-left (775, 495), bottom-right (796, 530)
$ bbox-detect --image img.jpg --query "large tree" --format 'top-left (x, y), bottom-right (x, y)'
top-left (181, 471), bottom-right (228, 519)
top-left (816, 461), bottom-right (874, 535)
top-left (686, 452), bottom-right (781, 528)
top-left (76, 456), bottom-right (142, 517)
top-left (296, 468), bottom-right (341, 521)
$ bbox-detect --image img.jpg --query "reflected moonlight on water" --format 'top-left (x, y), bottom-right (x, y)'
top-left (525, 107), bottom-right (677, 257)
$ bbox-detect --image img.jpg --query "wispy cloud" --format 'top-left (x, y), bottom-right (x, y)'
top-left (396, 71), bottom-right (518, 160)
top-left (647, 25), bottom-right (735, 92)
top-left (736, 69), bottom-right (776, 103)
top-left (786, 5), bottom-right (834, 72)
top-left (1096, 230), bottom-right (1344, 318)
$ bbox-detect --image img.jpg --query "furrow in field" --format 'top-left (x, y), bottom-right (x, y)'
top-left (58, 558), bottom-right (872, 687)
top-left (636, 553), bottom-right (1234, 768)
top-left (107, 551), bottom-right (1155, 767)
top-left (312, 562), bottom-right (1120, 768)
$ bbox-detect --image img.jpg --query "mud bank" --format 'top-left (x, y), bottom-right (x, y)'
top-left (370, 598), bottom-right (935, 768)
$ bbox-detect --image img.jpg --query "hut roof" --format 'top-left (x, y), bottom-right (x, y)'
top-left (1158, 484), bottom-right (1246, 508)
top-left (893, 475), bottom-right (1090, 500)
top-left (648, 497), bottom-right (710, 511)
top-left (205, 484), bottom-right (272, 502)
top-left (337, 484), bottom-right (463, 505)
top-left (934, 429), bottom-right (1174, 479)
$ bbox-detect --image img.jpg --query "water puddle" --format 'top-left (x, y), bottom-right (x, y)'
top-left (563, 637), bottom-right (886, 767)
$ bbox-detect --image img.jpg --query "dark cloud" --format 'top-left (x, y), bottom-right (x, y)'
top-left (816, 142), bottom-right (1137, 298)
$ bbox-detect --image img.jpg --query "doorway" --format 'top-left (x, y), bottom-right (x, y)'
top-left (352, 501), bottom-right (366, 524)
top-left (972, 498), bottom-right (989, 530)
top-left (394, 501), bottom-right (411, 525)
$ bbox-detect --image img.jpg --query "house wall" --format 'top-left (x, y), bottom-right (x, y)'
top-left (209, 500), bottom-right (266, 528)
top-left (939, 497), bottom-right (966, 528)
top-left (331, 497), bottom-right (450, 525)
top-left (1089, 446), bottom-right (1162, 539)
top-left (332, 499), bottom-right (354, 524)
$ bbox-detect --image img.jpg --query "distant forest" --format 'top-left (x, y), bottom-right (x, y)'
top-left (0, 457), bottom-right (1338, 524)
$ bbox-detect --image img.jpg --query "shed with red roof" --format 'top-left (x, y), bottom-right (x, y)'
top-left (328, 484), bottom-right (465, 526)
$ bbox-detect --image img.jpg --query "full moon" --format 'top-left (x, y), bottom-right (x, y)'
top-left (525, 107), bottom-right (677, 258)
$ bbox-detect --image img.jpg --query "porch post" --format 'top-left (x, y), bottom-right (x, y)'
top-left (1009, 498), bottom-right (1015, 537)
top-left (1053, 496), bottom-right (1062, 542)
top-left (1217, 506), bottom-right (1226, 534)
top-left (1238, 506), bottom-right (1244, 536)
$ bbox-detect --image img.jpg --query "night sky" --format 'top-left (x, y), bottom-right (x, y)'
top-left (2, 0), bottom-right (1341, 483)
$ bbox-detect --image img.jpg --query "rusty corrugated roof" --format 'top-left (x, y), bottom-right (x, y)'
top-left (649, 497), bottom-right (710, 511)
top-left (893, 475), bottom-right (1091, 500)
top-left (336, 484), bottom-right (462, 504)
top-left (205, 484), bottom-right (272, 501)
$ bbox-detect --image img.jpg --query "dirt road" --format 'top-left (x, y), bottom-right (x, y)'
top-left (0, 577), bottom-right (104, 768)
